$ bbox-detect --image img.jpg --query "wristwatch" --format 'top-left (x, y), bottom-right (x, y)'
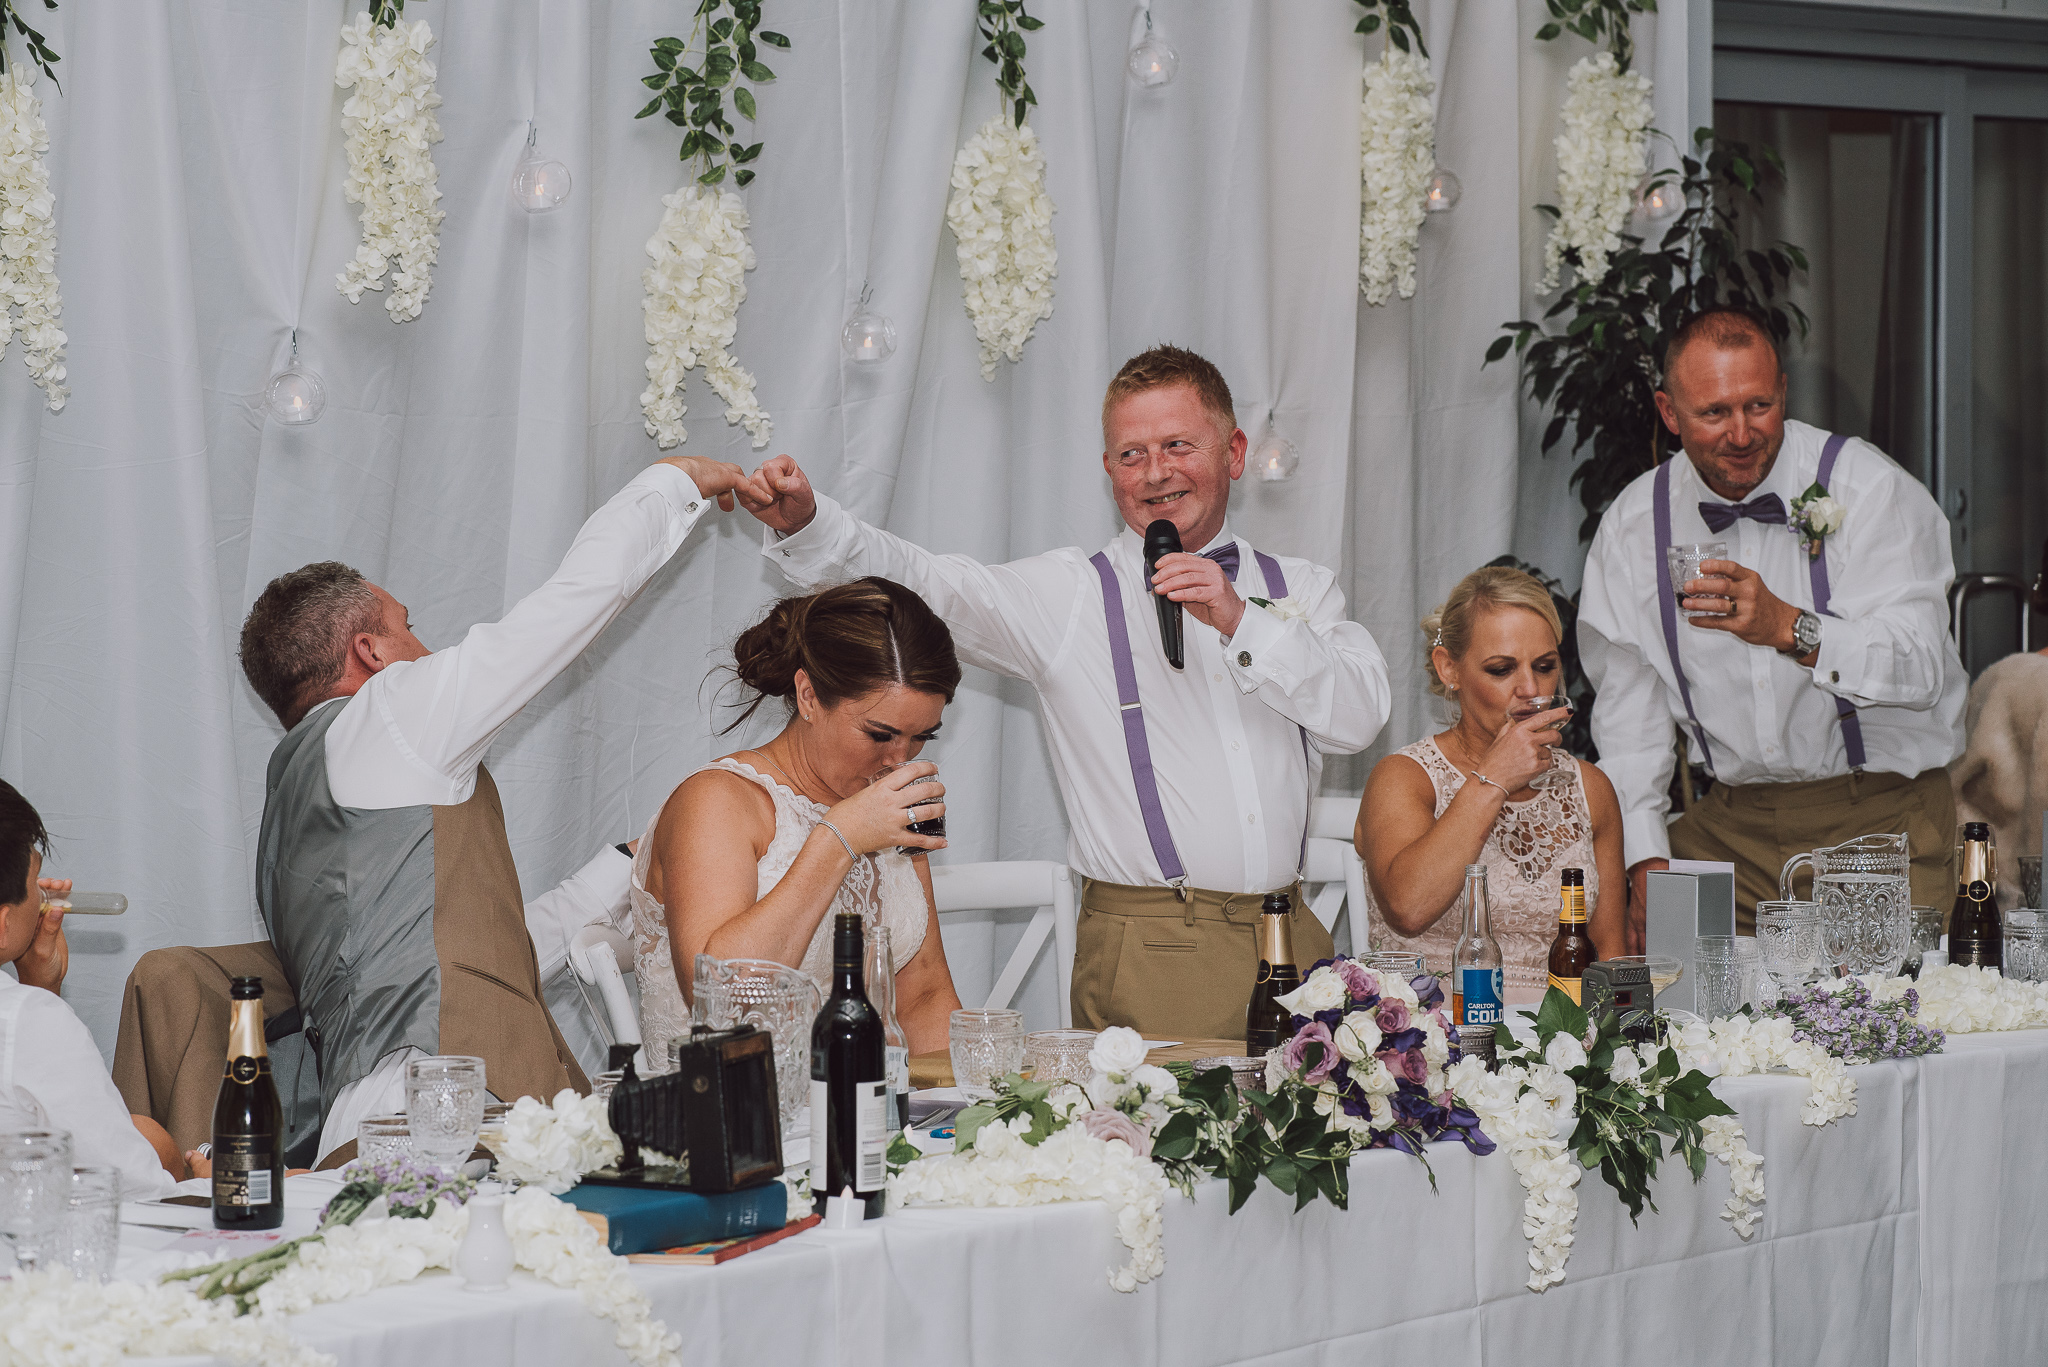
top-left (1782, 609), bottom-right (1823, 657)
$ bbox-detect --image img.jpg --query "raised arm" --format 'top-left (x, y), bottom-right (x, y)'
top-left (746, 455), bottom-right (1078, 684)
top-left (327, 457), bottom-right (761, 808)
top-left (1220, 562), bottom-right (1392, 755)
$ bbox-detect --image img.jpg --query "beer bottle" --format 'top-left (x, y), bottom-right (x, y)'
top-left (1246, 892), bottom-right (1303, 1055)
top-left (810, 912), bottom-right (887, 1220)
top-left (1950, 821), bottom-right (2004, 972)
top-left (1546, 868), bottom-right (1597, 1006)
top-left (1451, 864), bottom-right (1503, 1068)
top-left (211, 976), bottom-right (284, 1230)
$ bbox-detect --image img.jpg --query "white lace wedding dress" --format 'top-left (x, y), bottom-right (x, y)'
top-left (629, 758), bottom-right (929, 1070)
top-left (1363, 736), bottom-right (1601, 1004)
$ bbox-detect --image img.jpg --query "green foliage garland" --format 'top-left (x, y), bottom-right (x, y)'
top-left (1350, 0), bottom-right (1426, 57)
top-left (1486, 129), bottom-right (1811, 542)
top-left (1534, 0), bottom-right (1657, 70)
top-left (637, 0), bottom-right (790, 187)
top-left (0, 0), bottom-right (60, 86)
top-left (976, 0), bottom-right (1043, 130)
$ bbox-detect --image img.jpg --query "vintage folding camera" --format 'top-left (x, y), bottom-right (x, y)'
top-left (580, 1025), bottom-right (783, 1194)
top-left (1582, 961), bottom-right (1658, 1045)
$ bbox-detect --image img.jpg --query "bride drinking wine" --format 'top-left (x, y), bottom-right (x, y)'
top-left (629, 577), bottom-right (965, 1068)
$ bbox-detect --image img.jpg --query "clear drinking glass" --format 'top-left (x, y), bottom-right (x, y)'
top-left (475, 1102), bottom-right (513, 1156)
top-left (2006, 911), bottom-right (2044, 983)
top-left (60, 1167), bottom-right (120, 1284)
top-left (948, 1008), bottom-right (1026, 1099)
top-left (1818, 873), bottom-right (1913, 976)
top-left (1023, 1030), bottom-right (1099, 1086)
top-left (1360, 951), bottom-right (1426, 983)
top-left (356, 1114), bottom-right (411, 1168)
top-left (1665, 542), bottom-right (1731, 617)
top-left (1607, 953), bottom-right (1684, 1000)
top-left (1903, 906), bottom-right (1945, 977)
top-left (1506, 694), bottom-right (1576, 790)
top-left (0, 1130), bottom-right (72, 1273)
top-left (870, 761), bottom-right (945, 854)
top-left (1754, 901), bottom-right (1825, 998)
top-left (1694, 936), bottom-right (1761, 1019)
top-left (404, 1056), bottom-right (487, 1172)
top-left (2022, 855), bottom-right (2043, 911)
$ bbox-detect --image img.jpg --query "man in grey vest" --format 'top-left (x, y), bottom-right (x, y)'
top-left (233, 453), bottom-right (762, 1164)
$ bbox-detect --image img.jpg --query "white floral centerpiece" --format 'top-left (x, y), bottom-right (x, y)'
top-left (1907, 963), bottom-right (2048, 1033)
top-left (1538, 51), bottom-right (1653, 293)
top-left (492, 1087), bottom-right (623, 1194)
top-left (334, 6), bottom-right (445, 323)
top-left (946, 114), bottom-right (1057, 380)
top-left (0, 66), bottom-right (66, 410)
top-left (1356, 45), bottom-right (1436, 306)
top-left (640, 183), bottom-right (772, 450)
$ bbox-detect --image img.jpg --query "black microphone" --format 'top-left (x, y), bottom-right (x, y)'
top-left (1143, 518), bottom-right (1184, 671)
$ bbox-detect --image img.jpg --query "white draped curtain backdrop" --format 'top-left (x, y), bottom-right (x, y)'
top-left (0, 0), bottom-right (1690, 1057)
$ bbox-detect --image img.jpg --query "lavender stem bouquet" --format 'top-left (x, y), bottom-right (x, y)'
top-left (1765, 978), bottom-right (1943, 1064)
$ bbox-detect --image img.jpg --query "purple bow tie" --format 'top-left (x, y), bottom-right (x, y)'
top-left (1698, 492), bottom-right (1788, 533)
top-left (1200, 544), bottom-right (1240, 581)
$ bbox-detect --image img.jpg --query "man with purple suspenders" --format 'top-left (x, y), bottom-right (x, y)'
top-left (1580, 308), bottom-right (1967, 934)
top-left (741, 346), bottom-right (1393, 1038)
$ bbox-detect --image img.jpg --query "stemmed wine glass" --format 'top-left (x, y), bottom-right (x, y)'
top-left (1507, 694), bottom-right (1576, 791)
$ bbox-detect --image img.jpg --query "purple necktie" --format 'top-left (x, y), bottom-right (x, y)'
top-left (1698, 492), bottom-right (1788, 533)
top-left (1200, 544), bottom-right (1240, 581)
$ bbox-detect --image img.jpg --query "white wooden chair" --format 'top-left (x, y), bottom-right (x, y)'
top-left (1303, 795), bottom-right (1368, 956)
top-left (929, 861), bottom-right (1078, 1028)
top-left (569, 924), bottom-right (648, 1074)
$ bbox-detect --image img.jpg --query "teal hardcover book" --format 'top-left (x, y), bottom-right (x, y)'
top-left (562, 1182), bottom-right (788, 1257)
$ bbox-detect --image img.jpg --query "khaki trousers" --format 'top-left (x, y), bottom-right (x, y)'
top-left (1669, 767), bottom-right (1957, 934)
top-left (1071, 879), bottom-right (1334, 1041)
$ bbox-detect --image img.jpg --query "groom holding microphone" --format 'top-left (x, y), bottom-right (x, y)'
top-left (740, 346), bottom-right (1391, 1039)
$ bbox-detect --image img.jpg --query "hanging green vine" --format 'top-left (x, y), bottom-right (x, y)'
top-left (1350, 0), bottom-right (1426, 57)
top-left (0, 0), bottom-right (61, 86)
top-left (977, 0), bottom-right (1043, 129)
top-left (1534, 0), bottom-right (1656, 71)
top-left (637, 0), bottom-right (789, 187)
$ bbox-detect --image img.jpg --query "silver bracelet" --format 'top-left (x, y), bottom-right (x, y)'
top-left (816, 817), bottom-right (857, 862)
top-left (1468, 770), bottom-right (1510, 798)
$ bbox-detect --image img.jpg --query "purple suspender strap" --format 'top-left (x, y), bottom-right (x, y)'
top-left (1251, 551), bottom-right (1313, 876)
top-left (1090, 551), bottom-right (1188, 891)
top-left (1652, 459), bottom-right (1717, 772)
top-left (1812, 434), bottom-right (1867, 770)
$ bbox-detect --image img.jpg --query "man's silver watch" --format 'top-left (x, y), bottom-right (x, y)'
top-left (1783, 609), bottom-right (1824, 657)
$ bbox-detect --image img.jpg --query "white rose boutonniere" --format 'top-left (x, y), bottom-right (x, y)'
top-left (1788, 482), bottom-right (1845, 561)
top-left (1248, 595), bottom-right (1309, 623)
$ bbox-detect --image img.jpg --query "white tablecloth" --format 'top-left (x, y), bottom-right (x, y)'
top-left (128, 1029), bottom-right (2048, 1367)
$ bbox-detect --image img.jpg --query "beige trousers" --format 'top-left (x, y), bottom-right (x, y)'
top-left (1070, 879), bottom-right (1335, 1041)
top-left (1669, 766), bottom-right (1957, 934)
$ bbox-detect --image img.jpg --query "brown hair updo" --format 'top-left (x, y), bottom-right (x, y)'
top-left (727, 577), bottom-right (961, 728)
top-left (1420, 567), bottom-right (1563, 700)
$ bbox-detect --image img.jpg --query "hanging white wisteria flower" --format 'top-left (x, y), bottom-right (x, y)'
top-left (1538, 51), bottom-right (1652, 293)
top-left (0, 1272), bottom-right (327, 1367)
top-left (1356, 45), bottom-right (1435, 306)
top-left (947, 113), bottom-right (1057, 380)
top-left (639, 183), bottom-right (771, 449)
top-left (0, 67), bottom-right (67, 411)
top-left (333, 6), bottom-right (445, 323)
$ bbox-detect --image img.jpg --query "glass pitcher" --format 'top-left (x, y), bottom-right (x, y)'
top-left (1780, 832), bottom-right (1910, 899)
top-left (1781, 832), bottom-right (1912, 977)
top-left (690, 955), bottom-right (821, 1136)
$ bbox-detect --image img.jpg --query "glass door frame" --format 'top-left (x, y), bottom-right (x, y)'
top-left (1715, 50), bottom-right (2048, 569)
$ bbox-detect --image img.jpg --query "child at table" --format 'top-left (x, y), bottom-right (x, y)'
top-left (0, 779), bottom-right (183, 1195)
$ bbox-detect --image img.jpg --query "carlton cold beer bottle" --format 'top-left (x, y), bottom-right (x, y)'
top-left (211, 976), bottom-right (284, 1229)
top-left (1246, 892), bottom-right (1303, 1055)
top-left (1451, 864), bottom-right (1504, 1068)
top-left (1547, 868), bottom-right (1596, 1006)
top-left (1950, 821), bottom-right (2003, 972)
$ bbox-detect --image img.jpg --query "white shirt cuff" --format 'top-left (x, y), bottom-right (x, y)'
top-left (761, 492), bottom-right (845, 564)
top-left (1623, 810), bottom-right (1674, 868)
top-left (1221, 594), bottom-right (1285, 690)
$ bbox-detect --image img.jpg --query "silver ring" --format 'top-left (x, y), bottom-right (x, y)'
top-left (906, 805), bottom-right (922, 825)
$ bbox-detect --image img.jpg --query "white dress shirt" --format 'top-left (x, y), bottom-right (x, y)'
top-left (764, 496), bottom-right (1392, 893)
top-left (310, 463), bottom-right (710, 1158)
top-left (1579, 420), bottom-right (1967, 867)
top-left (0, 971), bottom-right (177, 1198)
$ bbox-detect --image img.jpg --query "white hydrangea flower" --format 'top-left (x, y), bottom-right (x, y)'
top-left (946, 115), bottom-right (1057, 379)
top-left (640, 183), bottom-right (772, 449)
top-left (0, 69), bottom-right (67, 410)
top-left (1914, 963), bottom-right (2048, 1033)
top-left (1356, 45), bottom-right (1435, 306)
top-left (1538, 52), bottom-right (1653, 293)
top-left (334, 12), bottom-right (445, 322)
top-left (491, 1088), bottom-right (623, 1194)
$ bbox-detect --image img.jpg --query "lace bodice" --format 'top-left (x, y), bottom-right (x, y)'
top-left (1363, 736), bottom-right (1600, 1004)
top-left (628, 758), bottom-right (929, 1070)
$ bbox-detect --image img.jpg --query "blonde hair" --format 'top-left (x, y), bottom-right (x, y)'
top-left (1421, 567), bottom-right (1564, 699)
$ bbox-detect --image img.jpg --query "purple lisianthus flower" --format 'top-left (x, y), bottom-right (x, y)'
top-left (1382, 1047), bottom-right (1427, 1085)
top-left (1411, 975), bottom-right (1446, 1011)
top-left (1280, 1021), bottom-right (1340, 1083)
top-left (1376, 999), bottom-right (1411, 1034)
